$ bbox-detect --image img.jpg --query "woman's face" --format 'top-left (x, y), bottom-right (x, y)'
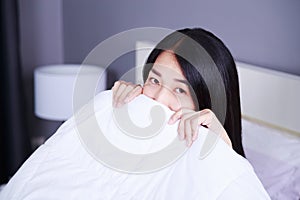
top-left (143, 51), bottom-right (196, 111)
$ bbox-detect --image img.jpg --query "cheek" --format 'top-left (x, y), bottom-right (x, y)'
top-left (177, 96), bottom-right (196, 111)
top-left (142, 84), bottom-right (156, 98)
top-left (187, 99), bottom-right (196, 110)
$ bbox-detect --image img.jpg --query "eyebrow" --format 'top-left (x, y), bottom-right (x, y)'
top-left (151, 68), bottom-right (161, 77)
top-left (151, 68), bottom-right (190, 86)
top-left (174, 78), bottom-right (190, 86)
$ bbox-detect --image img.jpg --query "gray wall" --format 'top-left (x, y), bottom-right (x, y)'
top-left (19, 0), bottom-right (64, 144)
top-left (63, 0), bottom-right (300, 78)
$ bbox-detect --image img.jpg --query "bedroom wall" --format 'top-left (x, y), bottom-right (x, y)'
top-left (62, 0), bottom-right (300, 81)
top-left (19, 0), bottom-right (64, 145)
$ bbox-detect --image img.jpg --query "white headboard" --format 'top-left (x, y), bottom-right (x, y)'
top-left (135, 41), bottom-right (300, 136)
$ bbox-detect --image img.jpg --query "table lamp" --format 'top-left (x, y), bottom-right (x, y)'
top-left (34, 64), bottom-right (107, 121)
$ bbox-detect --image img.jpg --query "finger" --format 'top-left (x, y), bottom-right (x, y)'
top-left (176, 112), bottom-right (193, 138)
top-left (114, 83), bottom-right (128, 107)
top-left (112, 81), bottom-right (121, 107)
top-left (116, 83), bottom-right (138, 107)
top-left (125, 84), bottom-right (142, 102)
top-left (112, 81), bottom-right (121, 95)
top-left (197, 109), bottom-right (232, 147)
top-left (190, 115), bottom-right (199, 141)
top-left (168, 109), bottom-right (182, 124)
top-left (118, 85), bottom-right (135, 106)
top-left (184, 117), bottom-right (193, 147)
top-left (112, 80), bottom-right (120, 91)
top-left (197, 109), bottom-right (223, 136)
top-left (177, 118), bottom-right (185, 140)
top-left (197, 109), bottom-right (213, 127)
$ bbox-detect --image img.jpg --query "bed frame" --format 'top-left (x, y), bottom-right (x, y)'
top-left (135, 41), bottom-right (300, 136)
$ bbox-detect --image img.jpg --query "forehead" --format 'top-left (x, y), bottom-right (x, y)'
top-left (153, 51), bottom-right (184, 76)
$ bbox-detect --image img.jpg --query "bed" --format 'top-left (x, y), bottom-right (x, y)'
top-left (135, 41), bottom-right (300, 200)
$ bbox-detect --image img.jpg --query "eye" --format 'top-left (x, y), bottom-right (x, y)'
top-left (149, 77), bottom-right (160, 85)
top-left (175, 87), bottom-right (186, 94)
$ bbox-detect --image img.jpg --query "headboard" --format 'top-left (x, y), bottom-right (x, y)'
top-left (135, 41), bottom-right (300, 136)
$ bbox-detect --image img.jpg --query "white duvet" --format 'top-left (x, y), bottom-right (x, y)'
top-left (0, 90), bottom-right (270, 200)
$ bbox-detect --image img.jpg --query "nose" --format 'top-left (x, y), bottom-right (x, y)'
top-left (153, 86), bottom-right (180, 111)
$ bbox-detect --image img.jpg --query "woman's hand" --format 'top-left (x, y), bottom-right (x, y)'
top-left (168, 108), bottom-right (232, 148)
top-left (112, 81), bottom-right (143, 107)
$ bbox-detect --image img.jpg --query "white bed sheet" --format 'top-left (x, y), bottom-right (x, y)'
top-left (243, 119), bottom-right (300, 200)
top-left (0, 91), bottom-right (270, 200)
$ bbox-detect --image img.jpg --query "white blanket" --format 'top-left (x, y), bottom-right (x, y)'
top-left (0, 90), bottom-right (270, 200)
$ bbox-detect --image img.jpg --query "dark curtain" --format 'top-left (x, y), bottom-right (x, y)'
top-left (0, 0), bottom-right (31, 184)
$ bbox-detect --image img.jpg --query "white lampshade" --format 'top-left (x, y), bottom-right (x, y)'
top-left (34, 64), bottom-right (107, 121)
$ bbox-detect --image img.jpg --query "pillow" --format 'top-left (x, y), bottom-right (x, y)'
top-left (0, 90), bottom-right (270, 200)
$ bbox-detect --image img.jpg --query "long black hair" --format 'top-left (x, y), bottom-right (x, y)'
top-left (143, 28), bottom-right (245, 157)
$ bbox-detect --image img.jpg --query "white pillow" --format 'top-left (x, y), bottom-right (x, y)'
top-left (0, 90), bottom-right (270, 200)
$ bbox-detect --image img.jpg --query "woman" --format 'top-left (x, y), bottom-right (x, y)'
top-left (1, 28), bottom-right (271, 200)
top-left (112, 28), bottom-right (245, 157)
